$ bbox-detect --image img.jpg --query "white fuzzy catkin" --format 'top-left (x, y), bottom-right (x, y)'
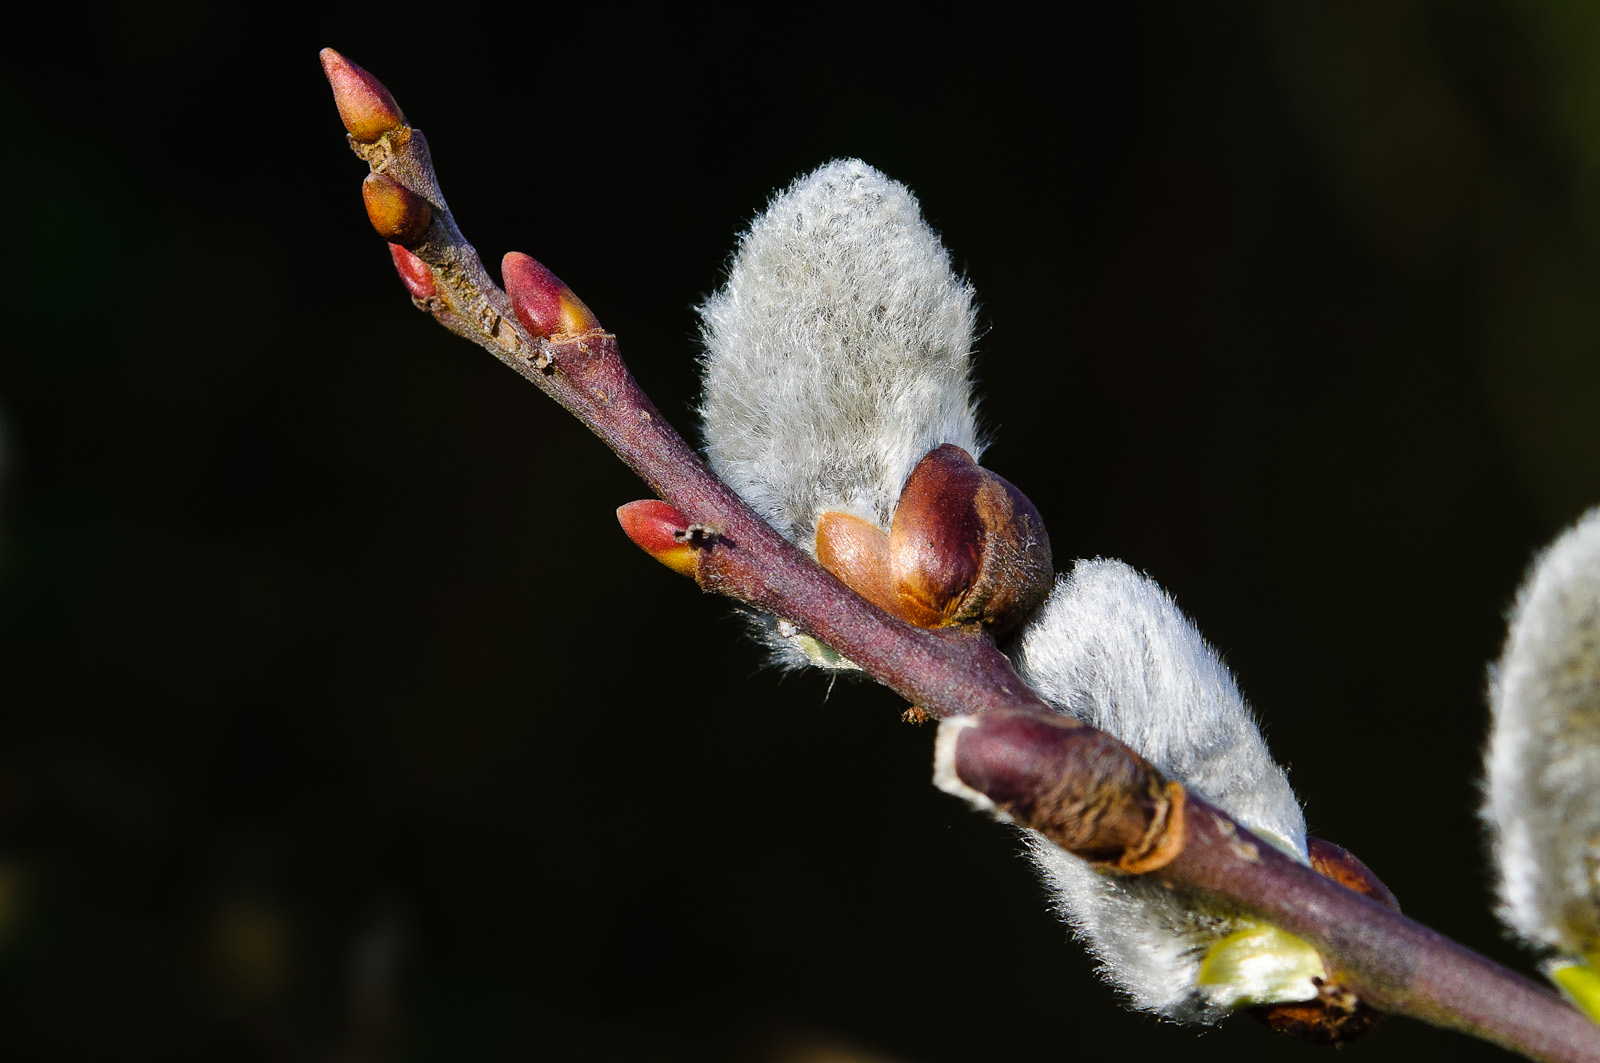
top-left (1007, 558), bottom-right (1311, 1023)
top-left (1484, 508), bottom-right (1600, 960)
top-left (698, 160), bottom-right (981, 667)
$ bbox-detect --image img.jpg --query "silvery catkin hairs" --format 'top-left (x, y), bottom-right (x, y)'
top-left (700, 159), bottom-right (1322, 1018)
top-left (1484, 508), bottom-right (1600, 970)
top-left (698, 160), bottom-right (980, 667)
top-left (1003, 559), bottom-right (1314, 1022)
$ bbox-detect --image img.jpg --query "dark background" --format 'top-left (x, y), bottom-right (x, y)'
top-left (3, 3), bottom-right (1599, 1060)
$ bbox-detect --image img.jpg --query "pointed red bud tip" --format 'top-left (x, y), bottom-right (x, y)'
top-left (388, 243), bottom-right (435, 299)
top-left (617, 500), bottom-right (699, 578)
top-left (362, 173), bottom-right (433, 245)
top-left (502, 252), bottom-right (602, 340)
top-left (1306, 837), bottom-right (1400, 911)
top-left (320, 48), bottom-right (407, 143)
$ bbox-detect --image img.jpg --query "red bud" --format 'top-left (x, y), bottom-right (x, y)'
top-left (502, 252), bottom-right (601, 339)
top-left (1306, 837), bottom-right (1400, 911)
top-left (388, 244), bottom-right (435, 299)
top-left (320, 48), bottom-right (406, 143)
top-left (618, 500), bottom-right (699, 578)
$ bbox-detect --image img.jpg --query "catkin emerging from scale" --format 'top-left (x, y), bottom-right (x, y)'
top-left (698, 160), bottom-right (981, 668)
top-left (1008, 559), bottom-right (1314, 1022)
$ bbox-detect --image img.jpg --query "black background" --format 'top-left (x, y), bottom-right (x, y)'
top-left (3, 3), bottom-right (1599, 1060)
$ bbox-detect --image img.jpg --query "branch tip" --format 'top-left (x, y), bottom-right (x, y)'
top-left (320, 48), bottom-right (406, 143)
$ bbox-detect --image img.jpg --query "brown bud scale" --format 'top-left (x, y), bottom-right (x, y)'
top-left (888, 444), bottom-right (1052, 636)
top-left (951, 707), bottom-right (1186, 873)
top-left (1250, 981), bottom-right (1384, 1047)
top-left (815, 511), bottom-right (906, 621)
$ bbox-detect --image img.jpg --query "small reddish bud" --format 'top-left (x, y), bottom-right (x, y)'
top-left (320, 48), bottom-right (407, 143)
top-left (888, 444), bottom-right (1052, 635)
top-left (815, 511), bottom-right (905, 620)
top-left (362, 173), bottom-right (433, 245)
top-left (387, 243), bottom-right (435, 300)
top-left (502, 252), bottom-right (602, 339)
top-left (1250, 839), bottom-right (1399, 1045)
top-left (617, 500), bottom-right (700, 579)
top-left (1305, 837), bottom-right (1400, 912)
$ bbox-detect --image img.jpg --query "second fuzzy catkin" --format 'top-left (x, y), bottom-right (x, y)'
top-left (1009, 559), bottom-right (1314, 1022)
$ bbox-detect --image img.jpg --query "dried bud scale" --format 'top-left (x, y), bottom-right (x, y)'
top-left (934, 709), bottom-right (1187, 874)
top-left (1302, 836), bottom-right (1399, 912)
top-left (1484, 507), bottom-right (1600, 1021)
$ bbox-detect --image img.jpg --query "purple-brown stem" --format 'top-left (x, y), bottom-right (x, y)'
top-left (322, 50), bottom-right (1600, 1063)
top-left (1172, 798), bottom-right (1596, 1059)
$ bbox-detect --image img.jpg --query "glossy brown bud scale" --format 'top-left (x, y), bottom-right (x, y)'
top-left (889, 444), bottom-right (1052, 635)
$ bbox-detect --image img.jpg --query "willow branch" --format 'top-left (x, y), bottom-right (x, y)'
top-left (320, 50), bottom-right (1600, 1063)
